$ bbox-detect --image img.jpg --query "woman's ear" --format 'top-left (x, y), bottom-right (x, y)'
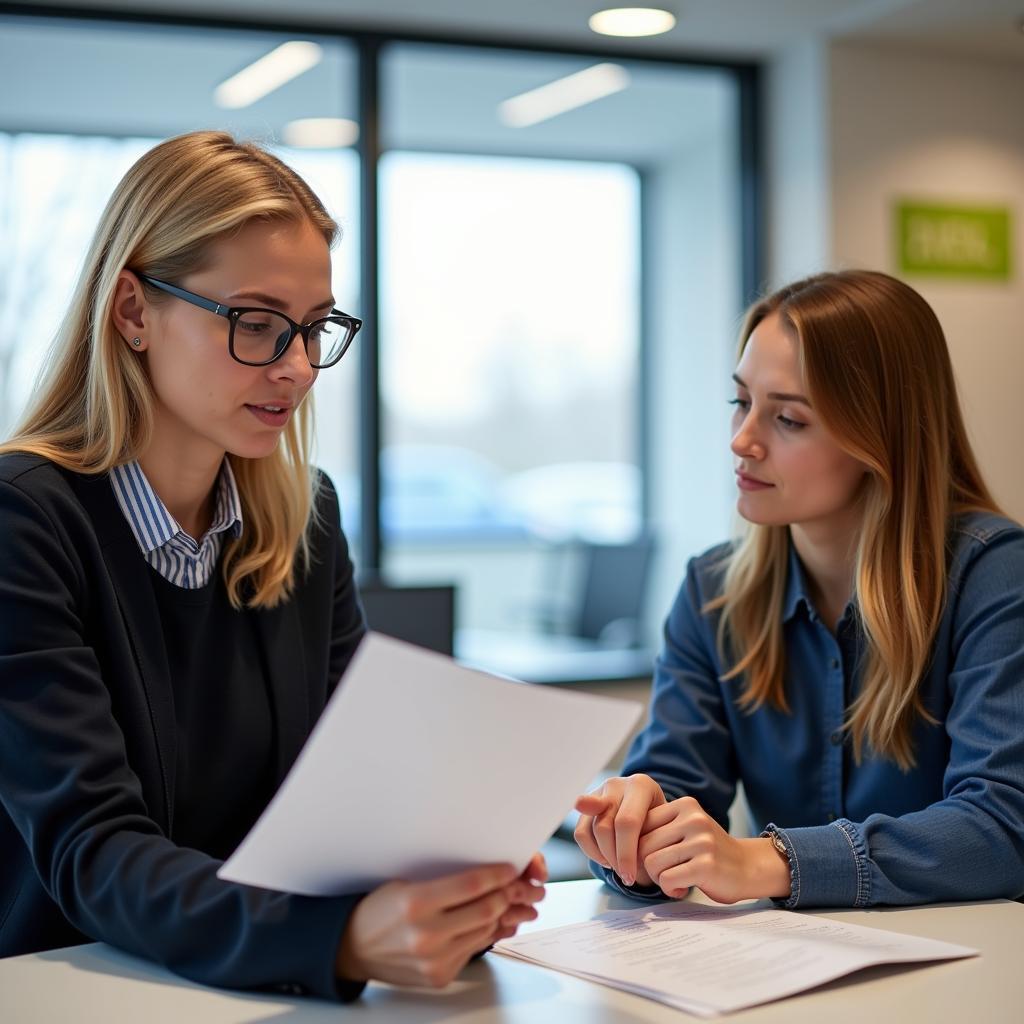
top-left (111, 270), bottom-right (150, 351)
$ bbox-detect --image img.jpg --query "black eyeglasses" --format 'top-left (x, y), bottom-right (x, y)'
top-left (137, 274), bottom-right (362, 368)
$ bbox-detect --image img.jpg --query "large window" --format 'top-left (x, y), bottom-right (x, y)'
top-left (380, 151), bottom-right (640, 543)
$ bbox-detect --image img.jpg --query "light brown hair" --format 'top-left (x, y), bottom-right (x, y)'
top-left (707, 270), bottom-right (1002, 769)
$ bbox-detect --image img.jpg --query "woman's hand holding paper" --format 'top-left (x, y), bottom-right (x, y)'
top-left (492, 852), bottom-right (548, 941)
top-left (335, 856), bottom-right (547, 988)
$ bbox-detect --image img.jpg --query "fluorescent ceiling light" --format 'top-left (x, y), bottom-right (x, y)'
top-left (283, 118), bottom-right (360, 148)
top-left (589, 7), bottom-right (677, 38)
top-left (215, 41), bottom-right (323, 109)
top-left (499, 63), bottom-right (631, 128)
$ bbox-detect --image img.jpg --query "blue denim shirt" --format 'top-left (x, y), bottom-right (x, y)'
top-left (594, 511), bottom-right (1024, 908)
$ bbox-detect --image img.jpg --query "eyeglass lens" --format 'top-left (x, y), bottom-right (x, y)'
top-left (232, 311), bottom-right (351, 367)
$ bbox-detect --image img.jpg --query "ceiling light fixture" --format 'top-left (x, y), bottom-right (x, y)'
top-left (589, 7), bottom-right (676, 38)
top-left (283, 118), bottom-right (360, 148)
top-left (499, 63), bottom-right (631, 128)
top-left (215, 41), bottom-right (323, 109)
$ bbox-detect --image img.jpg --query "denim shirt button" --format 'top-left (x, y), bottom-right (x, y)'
top-left (826, 812), bottom-right (837, 822)
top-left (829, 657), bottom-right (840, 671)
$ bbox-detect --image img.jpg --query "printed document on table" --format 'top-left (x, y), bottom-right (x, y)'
top-left (219, 632), bottom-right (641, 896)
top-left (493, 901), bottom-right (978, 1017)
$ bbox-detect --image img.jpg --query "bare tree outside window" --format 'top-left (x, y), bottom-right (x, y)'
top-left (0, 133), bottom-right (153, 437)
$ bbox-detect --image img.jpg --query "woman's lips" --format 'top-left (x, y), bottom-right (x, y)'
top-left (736, 471), bottom-right (774, 491)
top-left (245, 404), bottom-right (291, 427)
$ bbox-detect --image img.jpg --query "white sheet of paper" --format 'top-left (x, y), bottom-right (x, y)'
top-left (493, 901), bottom-right (978, 1017)
top-left (218, 632), bottom-right (641, 896)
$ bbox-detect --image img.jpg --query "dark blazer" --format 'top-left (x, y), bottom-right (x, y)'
top-left (0, 453), bottom-right (367, 1000)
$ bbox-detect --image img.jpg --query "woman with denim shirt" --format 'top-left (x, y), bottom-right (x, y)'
top-left (574, 270), bottom-right (1024, 908)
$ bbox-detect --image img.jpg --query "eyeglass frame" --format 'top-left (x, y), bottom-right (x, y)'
top-left (135, 273), bottom-right (362, 368)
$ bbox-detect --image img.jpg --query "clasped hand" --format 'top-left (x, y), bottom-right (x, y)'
top-left (574, 775), bottom-right (790, 904)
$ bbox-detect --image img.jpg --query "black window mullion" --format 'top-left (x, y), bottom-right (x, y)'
top-left (737, 63), bottom-right (764, 307)
top-left (356, 34), bottom-right (382, 572)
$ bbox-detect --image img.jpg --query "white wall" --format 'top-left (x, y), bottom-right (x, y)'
top-left (767, 38), bottom-right (1024, 520)
top-left (828, 42), bottom-right (1024, 520)
top-left (765, 38), bottom-right (832, 288)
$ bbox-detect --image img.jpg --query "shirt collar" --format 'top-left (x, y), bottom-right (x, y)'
top-left (209, 458), bottom-right (244, 542)
top-left (109, 458), bottom-right (243, 556)
top-left (782, 536), bottom-right (857, 626)
top-left (782, 537), bottom-right (817, 624)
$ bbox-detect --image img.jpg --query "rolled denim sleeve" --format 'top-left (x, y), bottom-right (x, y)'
top-left (775, 527), bottom-right (1024, 908)
top-left (764, 820), bottom-right (868, 908)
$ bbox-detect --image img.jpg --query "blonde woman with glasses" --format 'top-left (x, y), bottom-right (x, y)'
top-left (0, 131), bottom-right (544, 1000)
top-left (574, 271), bottom-right (1024, 908)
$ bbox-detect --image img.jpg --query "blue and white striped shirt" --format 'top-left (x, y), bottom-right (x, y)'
top-left (109, 459), bottom-right (243, 589)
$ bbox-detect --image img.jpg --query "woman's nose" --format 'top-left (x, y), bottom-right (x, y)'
top-left (730, 413), bottom-right (765, 460)
top-left (269, 332), bottom-right (315, 387)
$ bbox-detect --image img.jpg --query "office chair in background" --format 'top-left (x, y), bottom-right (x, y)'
top-left (356, 578), bottom-right (457, 656)
top-left (537, 533), bottom-right (656, 648)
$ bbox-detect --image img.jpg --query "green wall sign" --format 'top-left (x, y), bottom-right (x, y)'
top-left (896, 201), bottom-right (1012, 280)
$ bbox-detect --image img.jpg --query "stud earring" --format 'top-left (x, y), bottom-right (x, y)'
top-left (131, 337), bottom-right (142, 347)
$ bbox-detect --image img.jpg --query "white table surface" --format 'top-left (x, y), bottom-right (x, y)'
top-left (455, 628), bottom-right (655, 685)
top-left (2, 880), bottom-right (1021, 1023)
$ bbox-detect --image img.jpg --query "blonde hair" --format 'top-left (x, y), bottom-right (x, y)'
top-left (0, 130), bottom-right (338, 608)
top-left (707, 270), bottom-right (1002, 769)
